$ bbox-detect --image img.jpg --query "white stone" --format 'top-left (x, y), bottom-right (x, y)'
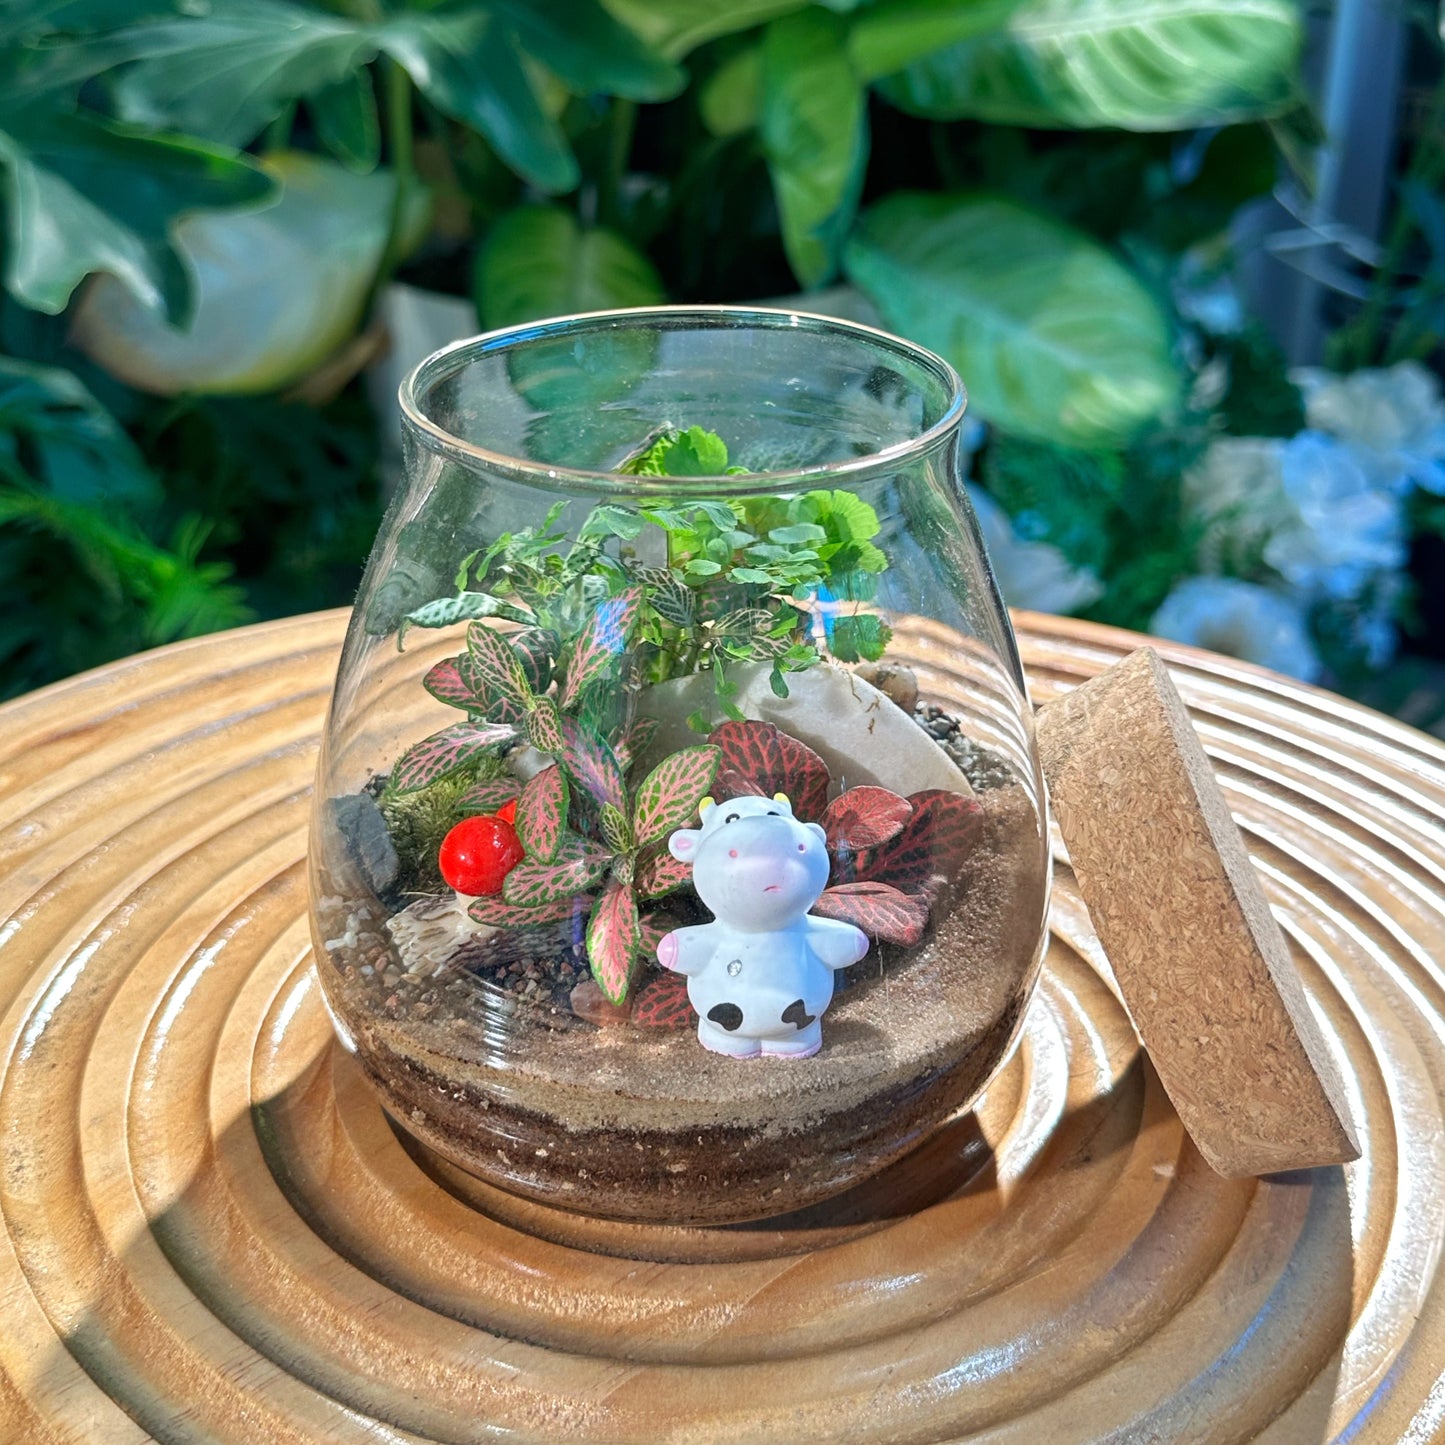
top-left (639, 662), bottom-right (974, 799)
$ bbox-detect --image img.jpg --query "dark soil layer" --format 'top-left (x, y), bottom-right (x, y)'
top-left (315, 777), bottom-right (1049, 1226)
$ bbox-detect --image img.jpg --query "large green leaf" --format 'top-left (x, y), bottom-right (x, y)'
top-left (600, 0), bottom-right (806, 57)
top-left (0, 106), bottom-right (274, 321)
top-left (848, 0), bottom-right (1016, 80)
top-left (475, 204), bottom-right (664, 327)
top-left (108, 0), bottom-right (377, 146)
top-left (760, 9), bottom-right (868, 288)
top-left (489, 0), bottom-right (684, 100)
top-left (877, 0), bottom-right (1304, 131)
top-left (103, 0), bottom-right (580, 192)
top-left (70, 152), bottom-right (416, 394)
top-left (381, 11), bottom-right (578, 193)
top-left (845, 192), bottom-right (1180, 446)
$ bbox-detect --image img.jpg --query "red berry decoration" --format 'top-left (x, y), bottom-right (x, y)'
top-left (439, 815), bottom-right (525, 896)
top-left (495, 797), bottom-right (518, 826)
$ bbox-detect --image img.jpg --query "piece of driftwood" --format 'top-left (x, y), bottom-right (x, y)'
top-left (0, 609), bottom-right (1440, 1442)
top-left (1036, 645), bottom-right (1360, 1176)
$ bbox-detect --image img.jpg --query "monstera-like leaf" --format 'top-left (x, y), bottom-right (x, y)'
top-left (846, 191), bottom-right (1180, 447)
top-left (71, 152), bottom-right (427, 395)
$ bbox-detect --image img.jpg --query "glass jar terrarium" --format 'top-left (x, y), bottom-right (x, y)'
top-left (309, 307), bottom-right (1050, 1227)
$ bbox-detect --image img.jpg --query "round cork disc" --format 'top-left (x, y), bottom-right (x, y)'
top-left (2, 609), bottom-right (1444, 1443)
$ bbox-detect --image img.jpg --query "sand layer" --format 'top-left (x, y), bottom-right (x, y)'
top-left (317, 780), bottom-right (1048, 1226)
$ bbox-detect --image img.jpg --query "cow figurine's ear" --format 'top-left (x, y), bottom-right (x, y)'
top-left (669, 796), bottom-right (714, 862)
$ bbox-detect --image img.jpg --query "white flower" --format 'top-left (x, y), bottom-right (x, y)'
top-left (1181, 432), bottom-right (1405, 605)
top-left (1264, 432), bottom-right (1406, 601)
top-left (1292, 361), bottom-right (1445, 495)
top-left (966, 484), bottom-right (1104, 616)
top-left (1150, 577), bottom-right (1322, 681)
top-left (1182, 437), bottom-right (1295, 573)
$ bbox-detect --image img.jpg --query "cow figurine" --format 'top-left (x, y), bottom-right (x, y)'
top-left (658, 793), bottom-right (868, 1059)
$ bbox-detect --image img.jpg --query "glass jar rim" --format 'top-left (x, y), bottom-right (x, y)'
top-left (398, 304), bottom-right (968, 494)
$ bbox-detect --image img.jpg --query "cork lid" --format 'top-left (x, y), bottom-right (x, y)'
top-left (1034, 647), bottom-right (1359, 1178)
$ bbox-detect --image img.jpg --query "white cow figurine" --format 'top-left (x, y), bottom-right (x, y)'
top-left (658, 793), bottom-right (868, 1059)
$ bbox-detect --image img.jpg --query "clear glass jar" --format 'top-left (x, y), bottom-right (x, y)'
top-left (309, 307), bottom-right (1050, 1226)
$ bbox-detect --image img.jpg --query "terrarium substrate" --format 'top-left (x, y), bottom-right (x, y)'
top-left (317, 714), bottom-right (1044, 1225)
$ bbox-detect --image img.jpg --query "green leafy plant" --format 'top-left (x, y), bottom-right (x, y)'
top-left (470, 727), bottom-right (720, 1003)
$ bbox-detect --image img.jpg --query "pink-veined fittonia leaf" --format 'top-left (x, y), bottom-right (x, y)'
top-left (635, 847), bottom-right (691, 897)
top-left (616, 714), bottom-right (660, 771)
top-left (457, 776), bottom-right (520, 813)
top-left (558, 586), bottom-right (642, 709)
top-left (814, 881), bottom-right (929, 947)
top-left (455, 651), bottom-right (527, 726)
top-left (822, 785), bottom-right (912, 851)
top-left (502, 835), bottom-right (611, 907)
top-left (468, 893), bottom-right (590, 928)
top-left (710, 720), bottom-right (830, 821)
top-left (515, 765), bottom-right (569, 863)
top-left (587, 878), bottom-right (642, 1004)
top-left (511, 627), bottom-right (558, 694)
top-left (422, 657), bottom-right (477, 710)
top-left (526, 695), bottom-right (564, 754)
top-left (632, 744), bottom-right (721, 847)
top-left (842, 790), bottom-right (984, 902)
top-left (559, 718), bottom-right (626, 810)
top-left (467, 620), bottom-right (531, 704)
top-left (631, 969), bottom-right (695, 1028)
top-left (389, 721), bottom-right (516, 792)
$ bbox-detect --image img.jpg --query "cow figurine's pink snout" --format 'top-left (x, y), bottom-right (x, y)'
top-left (660, 793), bottom-right (867, 1059)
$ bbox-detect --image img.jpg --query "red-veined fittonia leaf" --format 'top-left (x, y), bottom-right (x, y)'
top-left (822, 785), bottom-right (912, 851)
top-left (710, 719), bottom-right (830, 821)
top-left (515, 765), bottom-right (569, 863)
top-left (502, 835), bottom-right (611, 907)
top-left (526, 695), bottom-right (564, 753)
top-left (468, 893), bottom-right (591, 928)
top-left (635, 847), bottom-right (691, 897)
top-left (457, 776), bottom-right (520, 813)
top-left (616, 714), bottom-right (660, 771)
top-left (511, 627), bottom-right (558, 693)
top-left (632, 744), bottom-right (721, 847)
top-left (587, 878), bottom-right (642, 1003)
top-left (631, 969), bottom-right (695, 1028)
top-left (389, 721), bottom-right (516, 793)
top-left (814, 881), bottom-right (929, 946)
top-left (559, 718), bottom-right (626, 810)
top-left (637, 910), bottom-right (668, 958)
top-left (422, 656), bottom-right (477, 709)
top-left (467, 619), bottom-right (531, 703)
top-left (558, 586), bottom-right (643, 709)
top-left (846, 789), bottom-right (984, 901)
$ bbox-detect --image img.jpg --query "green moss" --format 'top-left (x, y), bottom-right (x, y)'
top-left (378, 755), bottom-right (507, 893)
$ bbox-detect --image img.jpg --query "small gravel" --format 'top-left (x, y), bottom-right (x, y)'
top-left (912, 703), bottom-right (1018, 791)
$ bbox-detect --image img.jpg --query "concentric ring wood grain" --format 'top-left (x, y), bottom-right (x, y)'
top-left (1, 608), bottom-right (1443, 1443)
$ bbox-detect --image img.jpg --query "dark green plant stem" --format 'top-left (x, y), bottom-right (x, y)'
top-left (600, 100), bottom-right (637, 231)
top-left (263, 101), bottom-right (296, 153)
top-left (367, 57), bottom-right (417, 316)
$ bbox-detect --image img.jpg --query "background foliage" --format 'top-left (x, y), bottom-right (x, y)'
top-left (1, 0), bottom-right (1442, 722)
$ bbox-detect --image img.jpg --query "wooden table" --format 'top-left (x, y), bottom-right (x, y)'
top-left (1, 610), bottom-right (1443, 1443)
